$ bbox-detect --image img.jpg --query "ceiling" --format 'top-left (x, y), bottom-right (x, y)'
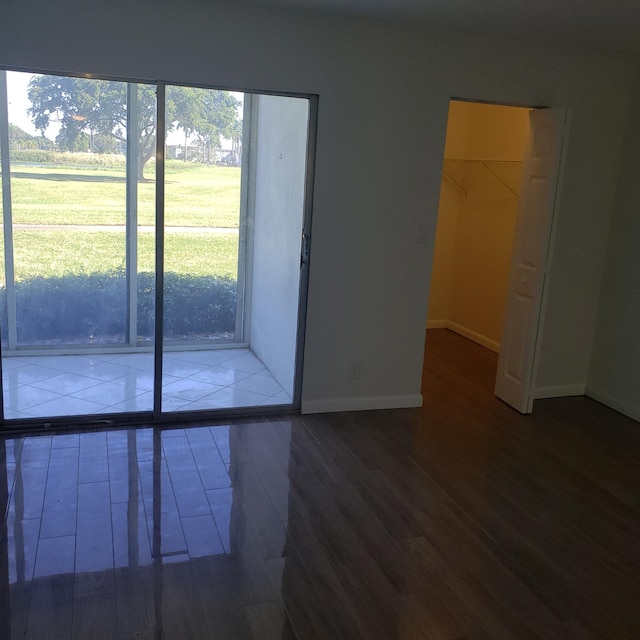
top-left (230, 0), bottom-right (640, 54)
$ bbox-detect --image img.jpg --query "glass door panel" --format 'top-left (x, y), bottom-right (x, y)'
top-left (0, 71), bottom-right (155, 419)
top-left (0, 70), bottom-right (313, 422)
top-left (161, 90), bottom-right (310, 414)
top-left (161, 85), bottom-right (244, 412)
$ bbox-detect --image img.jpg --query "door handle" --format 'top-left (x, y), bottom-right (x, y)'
top-left (301, 232), bottom-right (311, 267)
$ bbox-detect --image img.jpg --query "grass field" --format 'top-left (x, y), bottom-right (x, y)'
top-left (1, 161), bottom-right (241, 281)
top-left (9, 162), bottom-right (241, 228)
top-left (9, 230), bottom-right (239, 280)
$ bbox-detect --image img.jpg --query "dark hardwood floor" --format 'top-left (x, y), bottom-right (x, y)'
top-left (1, 328), bottom-right (639, 639)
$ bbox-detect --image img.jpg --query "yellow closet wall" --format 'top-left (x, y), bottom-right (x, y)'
top-left (428, 101), bottom-right (529, 351)
top-left (428, 184), bottom-right (460, 322)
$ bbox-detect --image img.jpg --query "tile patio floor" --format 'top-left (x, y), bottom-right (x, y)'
top-left (1, 348), bottom-right (291, 420)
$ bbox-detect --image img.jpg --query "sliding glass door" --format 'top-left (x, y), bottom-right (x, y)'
top-left (0, 73), bottom-right (156, 418)
top-left (0, 69), bottom-right (313, 423)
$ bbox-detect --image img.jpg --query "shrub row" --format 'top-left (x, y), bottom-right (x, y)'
top-left (10, 149), bottom-right (127, 168)
top-left (0, 271), bottom-right (237, 345)
top-left (8, 151), bottom-right (231, 172)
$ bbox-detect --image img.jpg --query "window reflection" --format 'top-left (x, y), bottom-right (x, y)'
top-left (2, 425), bottom-right (238, 585)
top-left (0, 421), bottom-right (296, 636)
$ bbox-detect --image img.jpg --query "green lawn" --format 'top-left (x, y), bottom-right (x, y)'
top-left (1, 161), bottom-right (241, 281)
top-left (8, 162), bottom-right (241, 228)
top-left (8, 230), bottom-right (239, 280)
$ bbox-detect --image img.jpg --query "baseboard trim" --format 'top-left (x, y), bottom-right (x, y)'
top-left (534, 384), bottom-right (585, 399)
top-left (444, 321), bottom-right (500, 353)
top-left (427, 319), bottom-right (447, 329)
top-left (301, 394), bottom-right (423, 414)
top-left (584, 387), bottom-right (640, 423)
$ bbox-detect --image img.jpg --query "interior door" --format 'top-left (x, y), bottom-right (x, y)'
top-left (494, 107), bottom-right (567, 413)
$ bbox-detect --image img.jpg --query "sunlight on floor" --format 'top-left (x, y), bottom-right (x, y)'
top-left (2, 349), bottom-right (291, 419)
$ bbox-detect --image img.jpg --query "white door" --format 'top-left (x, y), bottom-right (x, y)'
top-left (494, 107), bottom-right (567, 413)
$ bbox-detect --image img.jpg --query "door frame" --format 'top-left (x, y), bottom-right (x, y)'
top-left (0, 66), bottom-right (318, 429)
top-left (428, 97), bottom-right (568, 414)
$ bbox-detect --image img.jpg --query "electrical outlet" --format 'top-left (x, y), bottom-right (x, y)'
top-left (350, 361), bottom-right (361, 380)
top-left (416, 224), bottom-right (428, 244)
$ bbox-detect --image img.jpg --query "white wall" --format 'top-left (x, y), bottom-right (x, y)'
top-left (0, 0), bottom-right (636, 414)
top-left (587, 70), bottom-right (640, 422)
top-left (249, 95), bottom-right (308, 397)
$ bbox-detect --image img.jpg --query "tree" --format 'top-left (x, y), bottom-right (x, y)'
top-left (167, 85), bottom-right (240, 163)
top-left (55, 127), bottom-right (89, 152)
top-left (229, 118), bottom-right (243, 165)
top-left (91, 133), bottom-right (121, 154)
top-left (27, 75), bottom-right (241, 179)
top-left (28, 76), bottom-right (158, 180)
top-left (8, 123), bottom-right (54, 151)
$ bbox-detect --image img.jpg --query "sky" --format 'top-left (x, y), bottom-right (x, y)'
top-left (6, 71), bottom-right (41, 137)
top-left (5, 70), bottom-right (244, 147)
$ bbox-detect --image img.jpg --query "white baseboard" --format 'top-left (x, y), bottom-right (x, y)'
top-left (427, 319), bottom-right (447, 329)
top-left (443, 321), bottom-right (500, 353)
top-left (584, 387), bottom-right (640, 423)
top-left (301, 394), bottom-right (423, 414)
top-left (534, 384), bottom-right (585, 399)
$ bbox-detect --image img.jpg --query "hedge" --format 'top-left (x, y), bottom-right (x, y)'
top-left (0, 271), bottom-right (237, 345)
top-left (9, 149), bottom-right (127, 168)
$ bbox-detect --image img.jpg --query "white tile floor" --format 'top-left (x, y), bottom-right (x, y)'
top-left (1, 348), bottom-right (292, 419)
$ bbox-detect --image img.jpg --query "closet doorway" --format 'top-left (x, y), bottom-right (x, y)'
top-left (425, 99), bottom-right (566, 413)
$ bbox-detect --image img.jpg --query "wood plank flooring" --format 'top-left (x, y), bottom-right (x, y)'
top-left (0, 328), bottom-right (639, 639)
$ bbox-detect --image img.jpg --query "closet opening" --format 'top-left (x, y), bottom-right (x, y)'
top-left (424, 99), bottom-right (532, 408)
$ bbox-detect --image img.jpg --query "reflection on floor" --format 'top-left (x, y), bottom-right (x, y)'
top-left (1, 423), bottom-right (290, 639)
top-left (0, 330), bottom-right (638, 639)
top-left (2, 349), bottom-right (291, 419)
